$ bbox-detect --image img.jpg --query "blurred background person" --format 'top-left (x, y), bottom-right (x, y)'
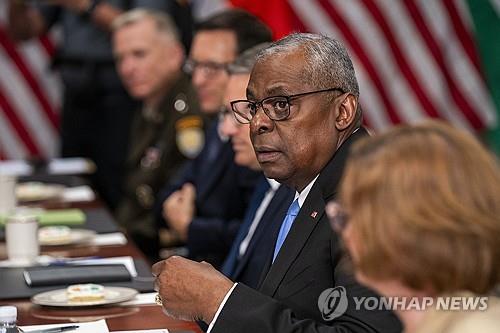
top-left (330, 120), bottom-right (500, 333)
top-left (7, 0), bottom-right (193, 210)
top-left (111, 9), bottom-right (204, 262)
top-left (218, 43), bottom-right (294, 288)
top-left (156, 9), bottom-right (273, 267)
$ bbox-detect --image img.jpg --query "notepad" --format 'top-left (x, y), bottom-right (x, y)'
top-left (0, 209), bottom-right (86, 226)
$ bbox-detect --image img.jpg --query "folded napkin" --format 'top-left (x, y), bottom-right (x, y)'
top-left (23, 264), bottom-right (132, 287)
top-left (119, 292), bottom-right (157, 306)
top-left (0, 208), bottom-right (86, 226)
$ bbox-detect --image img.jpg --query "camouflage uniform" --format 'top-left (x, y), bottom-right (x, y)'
top-left (115, 74), bottom-right (205, 260)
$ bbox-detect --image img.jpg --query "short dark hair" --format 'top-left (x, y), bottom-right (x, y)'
top-left (228, 43), bottom-right (271, 75)
top-left (196, 9), bottom-right (273, 54)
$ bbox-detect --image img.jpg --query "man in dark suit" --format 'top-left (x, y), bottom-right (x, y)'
top-left (155, 10), bottom-right (273, 267)
top-left (153, 33), bottom-right (402, 333)
top-left (218, 44), bottom-right (295, 288)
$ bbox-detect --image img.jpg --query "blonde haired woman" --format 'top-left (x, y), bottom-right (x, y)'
top-left (328, 121), bottom-right (500, 333)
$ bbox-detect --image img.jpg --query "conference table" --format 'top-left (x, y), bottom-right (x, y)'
top-left (0, 176), bottom-right (201, 333)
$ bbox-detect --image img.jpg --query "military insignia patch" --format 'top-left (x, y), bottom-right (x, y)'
top-left (140, 147), bottom-right (161, 170)
top-left (176, 116), bottom-right (204, 158)
top-left (136, 184), bottom-right (154, 208)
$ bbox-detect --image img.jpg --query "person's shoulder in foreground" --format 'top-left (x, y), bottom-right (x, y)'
top-left (413, 292), bottom-right (500, 333)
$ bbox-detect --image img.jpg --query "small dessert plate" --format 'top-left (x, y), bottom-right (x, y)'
top-left (31, 287), bottom-right (138, 307)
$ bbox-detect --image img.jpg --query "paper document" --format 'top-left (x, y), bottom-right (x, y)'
top-left (21, 319), bottom-right (109, 333)
top-left (62, 186), bottom-right (95, 202)
top-left (91, 233), bottom-right (128, 246)
top-left (119, 292), bottom-right (157, 306)
top-left (111, 330), bottom-right (169, 333)
top-left (0, 160), bottom-right (32, 176)
top-left (48, 158), bottom-right (95, 175)
top-left (65, 256), bottom-right (137, 277)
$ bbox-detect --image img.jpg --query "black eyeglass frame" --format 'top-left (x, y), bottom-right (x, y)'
top-left (183, 59), bottom-right (230, 76)
top-left (230, 87), bottom-right (345, 124)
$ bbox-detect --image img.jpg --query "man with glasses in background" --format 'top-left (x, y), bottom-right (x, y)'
top-left (155, 10), bottom-right (272, 268)
top-left (153, 33), bottom-right (402, 333)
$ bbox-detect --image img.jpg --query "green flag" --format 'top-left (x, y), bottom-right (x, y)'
top-left (467, 0), bottom-right (500, 154)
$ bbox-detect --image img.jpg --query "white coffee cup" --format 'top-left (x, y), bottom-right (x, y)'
top-left (5, 214), bottom-right (39, 265)
top-left (0, 174), bottom-right (17, 214)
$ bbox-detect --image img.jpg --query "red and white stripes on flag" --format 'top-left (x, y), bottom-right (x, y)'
top-left (229, 0), bottom-right (497, 132)
top-left (286, 0), bottom-right (496, 131)
top-left (0, 2), bottom-right (61, 160)
top-left (0, 1), bottom-right (497, 160)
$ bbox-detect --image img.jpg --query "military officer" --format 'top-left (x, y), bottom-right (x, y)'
top-left (112, 9), bottom-right (204, 260)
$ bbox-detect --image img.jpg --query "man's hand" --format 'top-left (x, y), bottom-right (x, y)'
top-left (162, 183), bottom-right (196, 241)
top-left (152, 256), bottom-right (234, 323)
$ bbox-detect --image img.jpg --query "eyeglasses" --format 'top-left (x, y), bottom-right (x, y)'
top-left (230, 87), bottom-right (345, 124)
top-left (325, 201), bottom-right (349, 233)
top-left (183, 59), bottom-right (229, 78)
top-left (218, 106), bottom-right (240, 125)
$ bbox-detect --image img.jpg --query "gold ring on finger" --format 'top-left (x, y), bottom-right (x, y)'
top-left (155, 293), bottom-right (163, 306)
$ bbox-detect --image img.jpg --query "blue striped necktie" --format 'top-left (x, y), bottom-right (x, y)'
top-left (273, 198), bottom-right (300, 262)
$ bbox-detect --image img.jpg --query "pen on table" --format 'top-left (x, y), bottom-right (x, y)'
top-left (48, 256), bottom-right (101, 266)
top-left (24, 325), bottom-right (79, 333)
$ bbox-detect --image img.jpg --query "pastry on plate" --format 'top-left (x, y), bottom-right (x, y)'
top-left (38, 226), bottom-right (72, 245)
top-left (66, 283), bottom-right (105, 302)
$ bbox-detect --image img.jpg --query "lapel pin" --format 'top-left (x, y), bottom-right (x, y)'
top-left (310, 211), bottom-right (318, 218)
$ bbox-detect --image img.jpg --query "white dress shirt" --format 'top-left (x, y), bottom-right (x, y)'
top-left (238, 178), bottom-right (281, 257)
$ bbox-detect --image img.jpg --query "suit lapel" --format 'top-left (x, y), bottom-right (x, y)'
top-left (233, 185), bottom-right (293, 279)
top-left (259, 186), bottom-right (325, 296)
top-left (197, 139), bottom-right (232, 202)
top-left (259, 128), bottom-right (368, 297)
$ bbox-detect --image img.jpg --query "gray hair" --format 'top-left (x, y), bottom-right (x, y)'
top-left (257, 33), bottom-right (362, 125)
top-left (257, 33), bottom-right (359, 98)
top-left (112, 8), bottom-right (180, 42)
top-left (228, 42), bottom-right (271, 75)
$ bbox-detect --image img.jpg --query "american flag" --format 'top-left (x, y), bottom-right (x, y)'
top-left (230, 0), bottom-right (497, 132)
top-left (0, 1), bottom-right (61, 160)
top-left (0, 0), bottom-right (497, 160)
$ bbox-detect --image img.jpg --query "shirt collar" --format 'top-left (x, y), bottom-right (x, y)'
top-left (267, 178), bottom-right (281, 191)
top-left (294, 174), bottom-right (319, 208)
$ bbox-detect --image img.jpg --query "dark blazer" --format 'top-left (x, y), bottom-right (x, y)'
top-left (225, 183), bottom-right (295, 288)
top-left (156, 121), bottom-right (260, 267)
top-left (211, 128), bottom-right (402, 333)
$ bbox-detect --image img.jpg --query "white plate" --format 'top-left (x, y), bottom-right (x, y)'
top-left (39, 229), bottom-right (96, 246)
top-left (16, 182), bottom-right (65, 202)
top-left (31, 286), bottom-right (138, 307)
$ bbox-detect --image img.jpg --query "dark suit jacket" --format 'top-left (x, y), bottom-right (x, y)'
top-left (156, 121), bottom-right (261, 267)
top-left (211, 128), bottom-right (402, 333)
top-left (229, 184), bottom-right (295, 288)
